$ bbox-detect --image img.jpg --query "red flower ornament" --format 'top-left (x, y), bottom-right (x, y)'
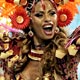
top-left (58, 8), bottom-right (73, 27)
top-left (10, 7), bottom-right (30, 29)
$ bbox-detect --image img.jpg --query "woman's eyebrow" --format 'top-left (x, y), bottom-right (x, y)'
top-left (35, 11), bottom-right (44, 14)
top-left (48, 9), bottom-right (56, 13)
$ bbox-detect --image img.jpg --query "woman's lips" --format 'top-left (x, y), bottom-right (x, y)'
top-left (42, 24), bottom-right (53, 35)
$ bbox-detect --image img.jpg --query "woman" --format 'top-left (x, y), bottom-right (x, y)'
top-left (15, 0), bottom-right (68, 80)
top-left (0, 0), bottom-right (79, 80)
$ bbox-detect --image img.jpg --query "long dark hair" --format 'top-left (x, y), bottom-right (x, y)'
top-left (22, 0), bottom-right (69, 79)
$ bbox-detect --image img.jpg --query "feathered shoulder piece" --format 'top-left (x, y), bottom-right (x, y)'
top-left (65, 26), bottom-right (80, 56)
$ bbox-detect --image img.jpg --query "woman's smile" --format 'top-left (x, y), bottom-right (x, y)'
top-left (42, 23), bottom-right (54, 35)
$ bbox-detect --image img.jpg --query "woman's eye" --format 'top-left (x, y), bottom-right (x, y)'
top-left (35, 13), bottom-right (43, 18)
top-left (50, 11), bottom-right (56, 16)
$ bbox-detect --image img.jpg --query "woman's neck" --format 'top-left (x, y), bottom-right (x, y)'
top-left (33, 35), bottom-right (46, 49)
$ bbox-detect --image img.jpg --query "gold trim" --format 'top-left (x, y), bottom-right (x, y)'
top-left (28, 54), bottom-right (41, 61)
top-left (31, 49), bottom-right (44, 54)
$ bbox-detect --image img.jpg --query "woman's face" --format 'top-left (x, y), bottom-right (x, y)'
top-left (31, 0), bottom-right (57, 40)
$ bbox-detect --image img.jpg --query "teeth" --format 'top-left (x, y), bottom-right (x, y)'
top-left (43, 25), bottom-right (52, 32)
top-left (43, 25), bottom-right (52, 29)
top-left (43, 25), bottom-right (52, 28)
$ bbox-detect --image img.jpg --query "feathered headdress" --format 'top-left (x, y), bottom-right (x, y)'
top-left (58, 1), bottom-right (80, 37)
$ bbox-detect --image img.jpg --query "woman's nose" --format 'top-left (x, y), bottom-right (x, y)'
top-left (44, 14), bottom-right (51, 22)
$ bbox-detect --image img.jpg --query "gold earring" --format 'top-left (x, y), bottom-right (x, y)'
top-left (55, 27), bottom-right (59, 33)
top-left (28, 27), bottom-right (34, 37)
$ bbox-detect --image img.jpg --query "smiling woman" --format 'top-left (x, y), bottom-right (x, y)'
top-left (15, 0), bottom-right (68, 80)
